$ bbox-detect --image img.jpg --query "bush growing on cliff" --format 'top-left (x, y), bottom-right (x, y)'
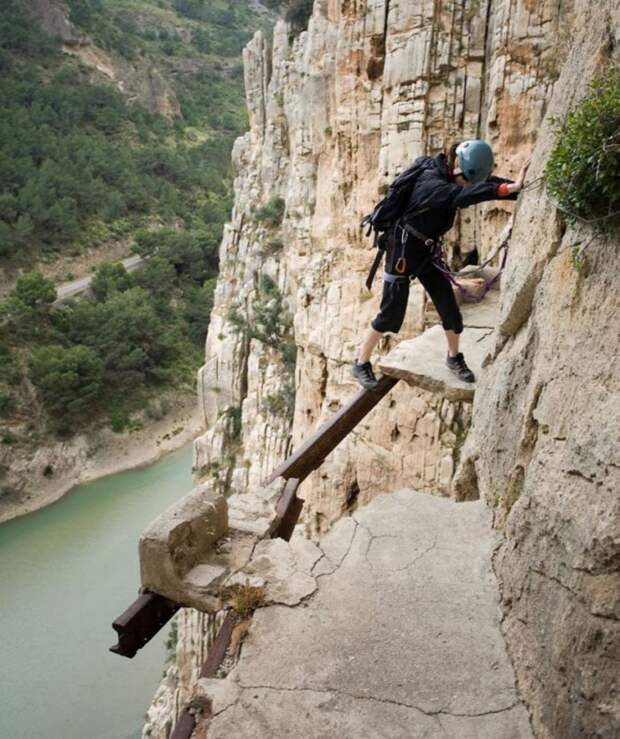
top-left (0, 390), bottom-right (16, 418)
top-left (545, 67), bottom-right (620, 222)
top-left (284, 0), bottom-right (313, 35)
top-left (252, 197), bottom-right (285, 228)
top-left (90, 263), bottom-right (135, 302)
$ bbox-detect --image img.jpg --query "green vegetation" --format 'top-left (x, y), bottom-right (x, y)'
top-left (222, 405), bottom-right (242, 441)
top-left (227, 274), bottom-right (296, 423)
top-left (165, 616), bottom-right (178, 663)
top-left (262, 382), bottom-right (295, 419)
top-left (0, 0), bottom-right (276, 263)
top-left (1, 256), bottom-right (209, 433)
top-left (545, 67), bottom-right (620, 223)
top-left (0, 0), bottom-right (277, 437)
top-left (0, 238), bottom-right (219, 432)
top-left (252, 197), bottom-right (286, 228)
top-left (262, 0), bottom-right (313, 35)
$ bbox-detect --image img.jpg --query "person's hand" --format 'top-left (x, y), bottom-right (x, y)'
top-left (516, 158), bottom-right (531, 189)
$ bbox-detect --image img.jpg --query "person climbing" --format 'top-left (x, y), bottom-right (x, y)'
top-left (353, 139), bottom-right (529, 391)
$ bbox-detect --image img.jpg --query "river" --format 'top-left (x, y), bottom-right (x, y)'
top-left (0, 443), bottom-right (194, 739)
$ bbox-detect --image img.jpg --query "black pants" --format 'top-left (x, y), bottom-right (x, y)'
top-left (370, 234), bottom-right (463, 335)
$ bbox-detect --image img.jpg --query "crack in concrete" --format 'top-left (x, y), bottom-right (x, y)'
top-left (234, 682), bottom-right (521, 720)
top-left (312, 519), bottom-right (360, 580)
top-left (362, 534), bottom-right (438, 574)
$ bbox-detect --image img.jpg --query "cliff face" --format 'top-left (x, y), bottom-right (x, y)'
top-left (454, 4), bottom-right (620, 737)
top-left (145, 1), bottom-right (619, 737)
top-left (193, 0), bottom-right (565, 533)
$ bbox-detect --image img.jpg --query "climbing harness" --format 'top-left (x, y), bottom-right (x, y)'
top-left (430, 234), bottom-right (510, 303)
top-left (380, 223), bottom-right (512, 303)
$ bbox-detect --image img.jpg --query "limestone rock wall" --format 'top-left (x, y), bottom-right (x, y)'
top-left (454, 3), bottom-right (620, 737)
top-left (193, 0), bottom-right (567, 535)
top-left (144, 0), bottom-right (613, 736)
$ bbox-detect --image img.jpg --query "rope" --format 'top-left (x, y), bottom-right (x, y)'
top-left (545, 192), bottom-right (620, 224)
top-left (431, 239), bottom-right (509, 303)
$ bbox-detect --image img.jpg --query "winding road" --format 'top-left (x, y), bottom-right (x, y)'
top-left (54, 254), bottom-right (144, 304)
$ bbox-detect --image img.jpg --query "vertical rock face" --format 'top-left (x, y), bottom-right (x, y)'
top-left (454, 4), bottom-right (620, 738)
top-left (144, 1), bottom-right (619, 737)
top-left (193, 0), bottom-right (565, 534)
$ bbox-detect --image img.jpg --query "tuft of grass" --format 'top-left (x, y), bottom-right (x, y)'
top-left (221, 580), bottom-right (266, 619)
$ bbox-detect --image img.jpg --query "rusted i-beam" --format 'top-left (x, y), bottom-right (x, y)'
top-left (265, 375), bottom-right (399, 484)
top-left (110, 592), bottom-right (180, 658)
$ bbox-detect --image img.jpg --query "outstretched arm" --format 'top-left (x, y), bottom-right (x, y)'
top-left (418, 159), bottom-right (530, 209)
top-left (490, 159), bottom-right (530, 198)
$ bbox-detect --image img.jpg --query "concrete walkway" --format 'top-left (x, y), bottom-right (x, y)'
top-left (379, 289), bottom-right (501, 401)
top-left (202, 490), bottom-right (533, 738)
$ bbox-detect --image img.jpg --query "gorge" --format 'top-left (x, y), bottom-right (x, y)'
top-left (140, 1), bottom-right (619, 738)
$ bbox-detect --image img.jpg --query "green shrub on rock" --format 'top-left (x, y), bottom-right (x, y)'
top-left (253, 197), bottom-right (285, 228)
top-left (545, 67), bottom-right (620, 222)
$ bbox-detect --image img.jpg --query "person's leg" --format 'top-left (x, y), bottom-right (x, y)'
top-left (353, 277), bottom-right (409, 389)
top-left (445, 329), bottom-right (460, 357)
top-left (357, 326), bottom-right (383, 364)
top-left (417, 267), bottom-right (463, 349)
top-left (417, 267), bottom-right (475, 382)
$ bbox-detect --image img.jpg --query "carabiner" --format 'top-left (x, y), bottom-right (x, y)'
top-left (395, 256), bottom-right (407, 274)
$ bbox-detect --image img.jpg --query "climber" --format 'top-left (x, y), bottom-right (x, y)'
top-left (353, 139), bottom-right (529, 390)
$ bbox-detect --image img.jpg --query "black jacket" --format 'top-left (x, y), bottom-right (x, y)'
top-left (402, 153), bottom-right (517, 239)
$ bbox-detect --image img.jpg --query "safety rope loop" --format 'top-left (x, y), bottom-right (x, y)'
top-left (431, 237), bottom-right (510, 303)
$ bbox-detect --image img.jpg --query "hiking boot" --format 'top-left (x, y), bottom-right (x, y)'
top-left (352, 360), bottom-right (380, 390)
top-left (446, 352), bottom-right (475, 383)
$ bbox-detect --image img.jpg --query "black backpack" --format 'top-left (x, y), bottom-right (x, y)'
top-left (361, 156), bottom-right (431, 288)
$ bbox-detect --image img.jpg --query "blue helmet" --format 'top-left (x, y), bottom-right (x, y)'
top-left (455, 140), bottom-right (494, 183)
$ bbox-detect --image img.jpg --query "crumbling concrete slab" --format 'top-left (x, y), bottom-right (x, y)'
top-left (229, 534), bottom-right (323, 606)
top-left (378, 325), bottom-right (495, 401)
top-left (205, 490), bottom-right (533, 738)
top-left (139, 478), bottom-right (294, 612)
top-left (227, 477), bottom-right (288, 537)
top-left (139, 484), bottom-right (228, 610)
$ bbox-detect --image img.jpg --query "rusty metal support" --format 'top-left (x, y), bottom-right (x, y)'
top-left (170, 610), bottom-right (238, 739)
top-left (200, 611), bottom-right (237, 678)
top-left (270, 477), bottom-right (302, 541)
top-left (170, 708), bottom-right (196, 739)
top-left (109, 592), bottom-right (180, 658)
top-left (265, 375), bottom-right (399, 484)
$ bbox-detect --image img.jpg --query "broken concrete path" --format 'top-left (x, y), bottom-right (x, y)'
top-left (379, 325), bottom-right (494, 401)
top-left (205, 490), bottom-right (533, 738)
top-left (380, 288), bottom-right (500, 401)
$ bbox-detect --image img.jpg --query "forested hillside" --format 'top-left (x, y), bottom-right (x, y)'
top-left (0, 0), bottom-right (275, 440)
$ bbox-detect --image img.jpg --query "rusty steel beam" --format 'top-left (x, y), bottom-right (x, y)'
top-left (110, 592), bottom-right (180, 659)
top-left (200, 610), bottom-right (237, 679)
top-left (265, 375), bottom-right (399, 484)
top-left (270, 477), bottom-right (303, 542)
top-left (170, 611), bottom-right (238, 739)
top-left (170, 708), bottom-right (196, 739)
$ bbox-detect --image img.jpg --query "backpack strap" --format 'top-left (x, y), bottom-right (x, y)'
top-left (365, 242), bottom-right (384, 290)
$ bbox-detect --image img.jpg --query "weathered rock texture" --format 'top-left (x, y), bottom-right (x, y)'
top-left (144, 1), bottom-right (619, 737)
top-left (453, 4), bottom-right (620, 738)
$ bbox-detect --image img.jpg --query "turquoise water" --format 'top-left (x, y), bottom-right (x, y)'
top-left (0, 444), bottom-right (194, 739)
